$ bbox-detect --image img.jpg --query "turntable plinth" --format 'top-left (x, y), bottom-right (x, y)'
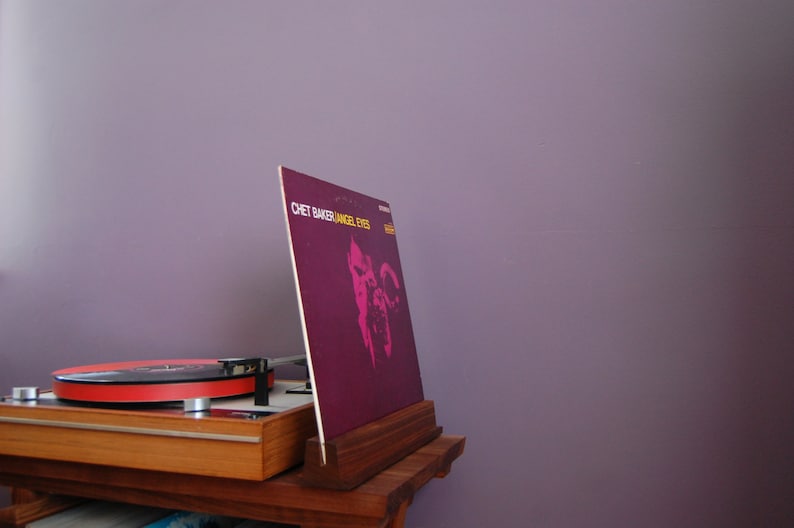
top-left (0, 383), bottom-right (317, 481)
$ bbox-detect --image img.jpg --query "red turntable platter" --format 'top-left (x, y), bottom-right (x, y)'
top-left (51, 359), bottom-right (271, 403)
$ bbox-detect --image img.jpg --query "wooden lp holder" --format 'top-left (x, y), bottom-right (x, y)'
top-left (301, 400), bottom-right (442, 490)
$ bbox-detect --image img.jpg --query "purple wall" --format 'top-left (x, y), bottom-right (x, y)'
top-left (2, 2), bottom-right (793, 526)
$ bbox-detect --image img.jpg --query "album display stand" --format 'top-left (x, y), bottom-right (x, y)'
top-left (303, 400), bottom-right (443, 490)
top-left (0, 398), bottom-right (465, 528)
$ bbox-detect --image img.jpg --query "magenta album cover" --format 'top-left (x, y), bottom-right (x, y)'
top-left (279, 166), bottom-right (424, 449)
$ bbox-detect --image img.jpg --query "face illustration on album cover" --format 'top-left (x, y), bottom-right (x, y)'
top-left (347, 232), bottom-right (402, 369)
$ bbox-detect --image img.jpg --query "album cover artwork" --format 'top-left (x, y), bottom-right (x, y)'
top-left (279, 166), bottom-right (424, 449)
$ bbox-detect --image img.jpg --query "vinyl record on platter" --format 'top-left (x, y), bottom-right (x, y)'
top-left (51, 359), bottom-right (271, 403)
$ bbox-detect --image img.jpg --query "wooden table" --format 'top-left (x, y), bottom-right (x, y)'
top-left (0, 435), bottom-right (465, 528)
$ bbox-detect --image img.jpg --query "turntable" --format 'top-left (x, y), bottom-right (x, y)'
top-left (0, 357), bottom-right (316, 481)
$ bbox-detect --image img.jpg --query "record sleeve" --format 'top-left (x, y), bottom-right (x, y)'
top-left (279, 167), bottom-right (424, 454)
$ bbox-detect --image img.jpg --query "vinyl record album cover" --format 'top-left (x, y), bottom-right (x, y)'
top-left (279, 166), bottom-right (424, 451)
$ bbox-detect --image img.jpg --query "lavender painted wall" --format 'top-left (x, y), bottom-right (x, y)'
top-left (1, 1), bottom-right (793, 526)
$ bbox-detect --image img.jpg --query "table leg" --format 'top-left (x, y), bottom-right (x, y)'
top-left (0, 490), bottom-right (83, 528)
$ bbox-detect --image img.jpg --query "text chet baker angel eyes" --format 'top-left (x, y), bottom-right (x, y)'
top-left (290, 201), bottom-right (372, 230)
